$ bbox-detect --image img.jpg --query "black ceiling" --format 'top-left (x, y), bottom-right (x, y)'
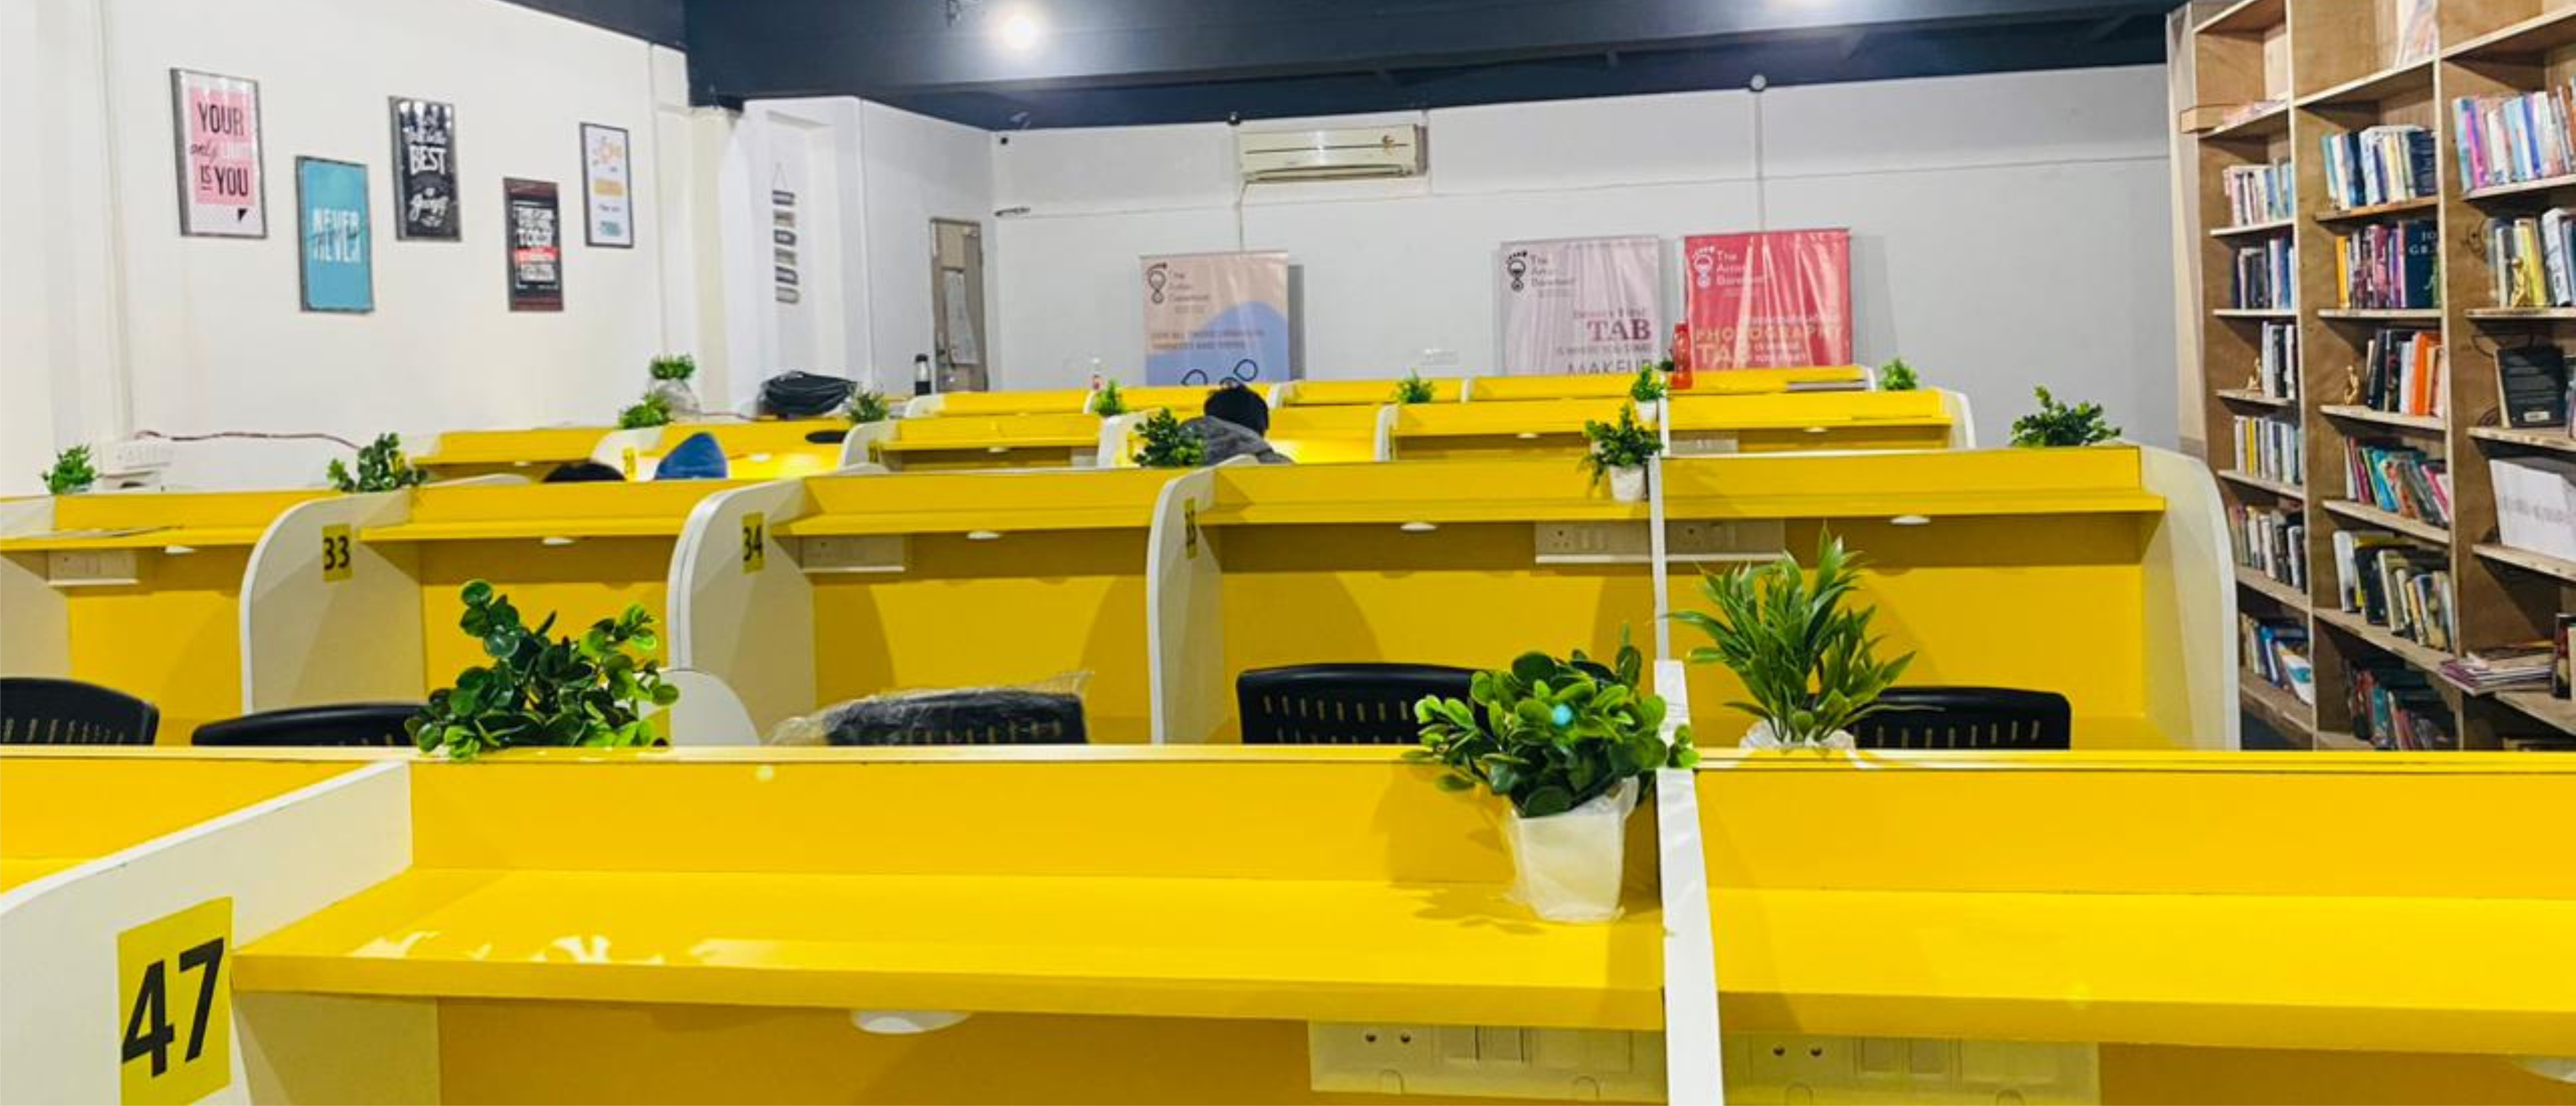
top-left (516, 0), bottom-right (2185, 130)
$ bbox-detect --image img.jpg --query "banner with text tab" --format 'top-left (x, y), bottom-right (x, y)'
top-left (1682, 229), bottom-right (1852, 370)
top-left (1142, 251), bottom-right (1292, 387)
top-left (1497, 236), bottom-right (1665, 376)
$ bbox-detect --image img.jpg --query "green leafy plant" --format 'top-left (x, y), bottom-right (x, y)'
top-left (1578, 405), bottom-right (1662, 485)
top-left (1628, 364), bottom-right (1669, 403)
top-left (1673, 532), bottom-right (1914, 747)
top-left (1131, 408), bottom-right (1207, 468)
top-left (1409, 634), bottom-right (1698, 818)
top-left (1092, 379), bottom-right (1128, 417)
top-left (326, 433), bottom-right (428, 493)
top-left (1394, 372), bottom-right (1435, 405)
top-left (617, 394), bottom-right (673, 430)
top-left (406, 581), bottom-right (679, 760)
top-left (648, 354), bottom-right (697, 382)
top-left (1878, 358), bottom-right (1919, 392)
top-left (41, 446), bottom-right (98, 495)
top-left (845, 389), bottom-right (893, 424)
top-left (2009, 387), bottom-right (2120, 447)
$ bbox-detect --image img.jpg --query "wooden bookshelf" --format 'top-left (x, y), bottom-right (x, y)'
top-left (2211, 217), bottom-right (2299, 238)
top-left (2187, 0), bottom-right (2576, 752)
top-left (2214, 307), bottom-right (2297, 319)
top-left (2314, 728), bottom-right (2374, 750)
top-left (2240, 669), bottom-right (2319, 745)
top-left (2496, 690), bottom-right (2576, 735)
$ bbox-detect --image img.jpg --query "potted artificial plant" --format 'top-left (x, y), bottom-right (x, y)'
top-left (1878, 358), bottom-right (1919, 392)
top-left (1628, 363), bottom-right (1669, 404)
top-left (2009, 387), bottom-right (2120, 447)
top-left (1411, 636), bottom-right (1697, 923)
top-left (1131, 409), bottom-right (1207, 468)
top-left (407, 581), bottom-right (679, 759)
top-left (327, 433), bottom-right (428, 493)
top-left (1092, 380), bottom-right (1129, 417)
top-left (845, 388), bottom-right (893, 424)
top-left (1580, 406), bottom-right (1661, 503)
top-left (647, 354), bottom-right (703, 419)
top-left (1673, 532), bottom-right (1913, 749)
top-left (41, 446), bottom-right (98, 496)
top-left (1393, 371), bottom-right (1435, 405)
top-left (618, 394), bottom-right (673, 430)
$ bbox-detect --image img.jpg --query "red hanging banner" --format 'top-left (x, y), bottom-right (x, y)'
top-left (1681, 229), bottom-right (1853, 370)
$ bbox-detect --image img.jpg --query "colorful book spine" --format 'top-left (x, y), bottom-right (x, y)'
top-left (2453, 84), bottom-right (2576, 193)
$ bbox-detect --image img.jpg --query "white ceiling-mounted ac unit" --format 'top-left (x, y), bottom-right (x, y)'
top-left (1237, 124), bottom-right (1426, 182)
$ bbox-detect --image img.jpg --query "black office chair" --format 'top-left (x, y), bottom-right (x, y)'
top-left (820, 689), bottom-right (1087, 746)
top-left (0, 677), bottom-right (161, 745)
top-left (1853, 687), bottom-right (2072, 750)
top-left (192, 703), bottom-right (422, 748)
top-left (1237, 664), bottom-right (1478, 745)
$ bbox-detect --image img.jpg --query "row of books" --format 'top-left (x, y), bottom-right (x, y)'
top-left (2320, 125), bottom-right (2435, 212)
top-left (2340, 440), bottom-right (2451, 527)
top-left (2232, 240), bottom-right (2294, 311)
top-left (2485, 211), bottom-right (2576, 308)
top-left (2232, 414), bottom-right (2302, 485)
top-left (2333, 220), bottom-right (2438, 310)
top-left (2440, 642), bottom-right (2556, 694)
top-left (2222, 161), bottom-right (2294, 227)
top-left (2493, 455), bottom-right (2576, 561)
top-left (2230, 504), bottom-right (2307, 591)
top-left (2242, 615), bottom-right (2313, 702)
top-left (2354, 328), bottom-right (2445, 417)
top-left (2345, 660), bottom-right (2457, 750)
top-left (2252, 321), bottom-right (2299, 400)
top-left (2452, 83), bottom-right (2576, 194)
top-left (2332, 531), bottom-right (2457, 652)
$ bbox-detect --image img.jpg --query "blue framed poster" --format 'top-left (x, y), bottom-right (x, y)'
top-left (295, 157), bottom-right (373, 313)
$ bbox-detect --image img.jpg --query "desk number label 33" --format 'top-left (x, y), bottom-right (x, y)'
top-left (117, 898), bottom-right (233, 1105)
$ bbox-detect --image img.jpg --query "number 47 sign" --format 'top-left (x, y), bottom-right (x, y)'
top-left (117, 898), bottom-right (232, 1105)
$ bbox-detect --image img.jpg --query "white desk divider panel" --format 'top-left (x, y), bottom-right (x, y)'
top-left (666, 473), bottom-right (867, 735)
top-left (835, 422), bottom-right (898, 469)
top-left (1936, 388), bottom-right (1978, 449)
top-left (238, 491), bottom-right (420, 713)
top-left (1096, 413), bottom-right (1147, 469)
top-left (1144, 469), bottom-right (1223, 744)
top-left (660, 669), bottom-right (762, 746)
top-left (0, 498), bottom-right (65, 677)
top-left (2139, 445), bottom-right (2241, 751)
top-left (0, 758), bottom-right (416, 1106)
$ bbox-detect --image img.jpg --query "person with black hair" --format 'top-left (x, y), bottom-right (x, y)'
top-left (1186, 382), bottom-right (1293, 465)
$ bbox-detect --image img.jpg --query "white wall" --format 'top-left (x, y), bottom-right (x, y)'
top-left (991, 66), bottom-right (2181, 446)
top-left (0, 0), bottom-right (692, 492)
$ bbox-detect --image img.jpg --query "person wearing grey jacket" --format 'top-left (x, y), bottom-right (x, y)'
top-left (1185, 383), bottom-right (1293, 465)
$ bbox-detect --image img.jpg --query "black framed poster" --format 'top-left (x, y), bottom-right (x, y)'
top-left (389, 97), bottom-right (459, 240)
top-left (502, 178), bottom-right (563, 312)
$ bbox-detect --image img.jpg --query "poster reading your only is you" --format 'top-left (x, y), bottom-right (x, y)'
top-left (172, 69), bottom-right (266, 237)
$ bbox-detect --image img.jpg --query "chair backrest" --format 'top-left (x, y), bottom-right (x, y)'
top-left (190, 703), bottom-right (421, 748)
top-left (1853, 687), bottom-right (2073, 750)
top-left (1237, 664), bottom-right (1477, 745)
top-left (0, 677), bottom-right (161, 746)
top-left (821, 689), bottom-right (1086, 746)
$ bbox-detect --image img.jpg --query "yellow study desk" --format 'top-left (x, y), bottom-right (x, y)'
top-left (0, 753), bottom-right (358, 891)
top-left (844, 412), bottom-right (1111, 472)
top-left (412, 427), bottom-right (619, 479)
top-left (1388, 396), bottom-right (1641, 461)
top-left (632, 419), bottom-right (849, 481)
top-left (672, 468), bottom-right (1185, 737)
top-left (1664, 390), bottom-right (1967, 453)
top-left (1, 489), bottom-right (327, 739)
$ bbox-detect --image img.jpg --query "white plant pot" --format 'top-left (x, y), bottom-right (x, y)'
top-left (1502, 779), bottom-right (1638, 924)
top-left (1738, 719), bottom-right (1856, 750)
top-left (1607, 465), bottom-right (1648, 503)
top-left (648, 378), bottom-right (703, 420)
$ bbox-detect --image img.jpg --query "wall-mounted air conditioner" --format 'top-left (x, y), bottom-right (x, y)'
top-left (1237, 124), bottom-right (1425, 182)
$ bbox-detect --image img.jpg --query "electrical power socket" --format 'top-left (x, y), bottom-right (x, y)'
top-left (98, 437), bottom-right (175, 476)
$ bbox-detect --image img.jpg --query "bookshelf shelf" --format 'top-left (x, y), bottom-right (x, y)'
top-left (2203, 103), bottom-right (2292, 142)
top-left (2314, 607), bottom-right (2458, 676)
top-left (2314, 728), bottom-right (2372, 751)
top-left (2473, 542), bottom-right (2576, 585)
top-left (2215, 388), bottom-right (2296, 408)
top-left (2210, 218), bottom-right (2296, 239)
top-left (2465, 307), bottom-right (2576, 322)
top-left (2467, 425), bottom-right (2576, 455)
top-left (2460, 174), bottom-right (2576, 203)
top-left (2296, 58), bottom-right (2434, 109)
top-left (2317, 308), bottom-right (2442, 323)
top-left (2217, 469), bottom-right (2307, 499)
top-left (2313, 196), bottom-right (2439, 225)
top-left (2240, 673), bottom-right (2317, 744)
top-left (2442, 6), bottom-right (2576, 62)
top-left (2320, 498), bottom-right (2452, 544)
top-left (2235, 567), bottom-right (2311, 609)
top-left (2496, 691), bottom-right (2576, 736)
top-left (2319, 404), bottom-right (2446, 435)
top-left (2192, 0), bottom-right (2283, 37)
top-left (2214, 308), bottom-right (2297, 319)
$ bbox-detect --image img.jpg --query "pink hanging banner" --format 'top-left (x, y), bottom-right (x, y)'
top-left (1681, 229), bottom-right (1852, 370)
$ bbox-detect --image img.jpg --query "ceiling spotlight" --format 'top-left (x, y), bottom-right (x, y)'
top-left (996, 9), bottom-right (1043, 52)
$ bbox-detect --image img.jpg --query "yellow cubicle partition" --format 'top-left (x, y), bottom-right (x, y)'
top-left (630, 420), bottom-right (849, 481)
top-left (670, 468), bottom-right (1185, 738)
top-left (237, 480), bottom-right (753, 717)
top-left (412, 427), bottom-right (623, 480)
top-left (1466, 366), bottom-right (1872, 402)
top-left (908, 389), bottom-right (1093, 417)
top-left (1664, 389), bottom-right (1970, 453)
top-left (1, 490), bottom-right (327, 740)
top-left (1388, 397), bottom-right (1640, 461)
top-left (840, 412), bottom-right (1111, 472)
top-left (1283, 378), bottom-right (1465, 406)
top-left (417, 421), bottom-right (847, 482)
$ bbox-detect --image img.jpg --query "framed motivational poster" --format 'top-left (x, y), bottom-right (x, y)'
top-left (389, 97), bottom-right (459, 240)
top-left (580, 122), bottom-right (634, 248)
top-left (295, 158), bottom-right (373, 313)
top-left (503, 178), bottom-right (563, 311)
top-left (171, 69), bottom-right (266, 237)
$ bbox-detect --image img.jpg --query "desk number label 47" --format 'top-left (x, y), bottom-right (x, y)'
top-left (117, 898), bottom-right (233, 1106)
